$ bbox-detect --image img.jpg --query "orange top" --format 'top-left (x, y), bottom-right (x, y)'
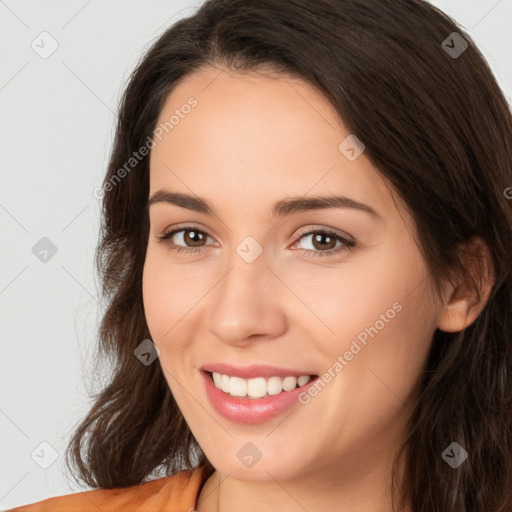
top-left (7, 463), bottom-right (215, 512)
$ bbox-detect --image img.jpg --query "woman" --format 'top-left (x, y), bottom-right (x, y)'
top-left (9, 0), bottom-right (512, 510)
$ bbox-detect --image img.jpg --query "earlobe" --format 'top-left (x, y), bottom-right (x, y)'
top-left (437, 289), bottom-right (481, 332)
top-left (437, 236), bottom-right (495, 333)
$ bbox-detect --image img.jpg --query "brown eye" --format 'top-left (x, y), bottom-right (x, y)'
top-left (181, 229), bottom-right (207, 247)
top-left (310, 232), bottom-right (338, 251)
top-left (156, 227), bottom-right (214, 255)
top-left (293, 229), bottom-right (356, 258)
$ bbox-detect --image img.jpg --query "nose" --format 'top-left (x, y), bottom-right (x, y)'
top-left (206, 245), bottom-right (288, 346)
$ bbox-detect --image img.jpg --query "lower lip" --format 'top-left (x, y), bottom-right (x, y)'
top-left (201, 370), bottom-right (319, 424)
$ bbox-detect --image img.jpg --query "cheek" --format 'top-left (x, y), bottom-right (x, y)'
top-left (285, 254), bottom-right (414, 344)
top-left (142, 255), bottom-right (166, 336)
top-left (142, 255), bottom-right (195, 406)
top-left (142, 249), bottom-right (210, 356)
top-left (333, 279), bottom-right (435, 420)
top-left (142, 249), bottom-right (180, 324)
top-left (294, 240), bottom-right (436, 386)
top-left (142, 250), bottom-right (182, 345)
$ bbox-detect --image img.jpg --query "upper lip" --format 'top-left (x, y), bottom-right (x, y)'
top-left (201, 363), bottom-right (318, 379)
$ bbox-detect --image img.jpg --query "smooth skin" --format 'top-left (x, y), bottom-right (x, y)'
top-left (142, 66), bottom-right (494, 512)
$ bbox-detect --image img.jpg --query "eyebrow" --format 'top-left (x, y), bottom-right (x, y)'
top-left (147, 190), bottom-right (383, 221)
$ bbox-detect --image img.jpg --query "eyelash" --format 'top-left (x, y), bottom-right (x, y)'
top-left (155, 225), bottom-right (356, 258)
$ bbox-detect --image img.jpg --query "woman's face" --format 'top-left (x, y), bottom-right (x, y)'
top-left (143, 67), bottom-right (442, 482)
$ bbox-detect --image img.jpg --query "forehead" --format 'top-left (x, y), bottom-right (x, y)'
top-left (148, 67), bottom-right (398, 222)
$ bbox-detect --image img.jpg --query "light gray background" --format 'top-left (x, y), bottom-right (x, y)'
top-left (1, 0), bottom-right (511, 508)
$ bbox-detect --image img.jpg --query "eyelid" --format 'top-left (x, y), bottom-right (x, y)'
top-left (156, 222), bottom-right (357, 261)
top-left (293, 224), bottom-right (354, 242)
top-left (159, 221), bottom-right (217, 240)
top-left (155, 224), bottom-right (219, 251)
top-left (157, 223), bottom-right (353, 245)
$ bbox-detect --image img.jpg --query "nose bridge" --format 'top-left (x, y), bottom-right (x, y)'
top-left (206, 239), bottom-right (285, 343)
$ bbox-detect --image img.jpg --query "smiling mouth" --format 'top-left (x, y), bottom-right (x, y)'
top-left (204, 370), bottom-right (319, 399)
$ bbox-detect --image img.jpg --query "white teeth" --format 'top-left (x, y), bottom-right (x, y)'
top-left (211, 372), bottom-right (313, 398)
top-left (267, 376), bottom-right (283, 396)
top-left (221, 374), bottom-right (230, 393)
top-left (247, 377), bottom-right (267, 398)
top-left (229, 376), bottom-right (247, 397)
top-left (297, 375), bottom-right (311, 386)
top-left (212, 372), bottom-right (222, 388)
top-left (282, 376), bottom-right (297, 391)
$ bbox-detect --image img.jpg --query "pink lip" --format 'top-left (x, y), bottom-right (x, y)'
top-left (200, 362), bottom-right (317, 379)
top-left (200, 370), bottom-right (319, 424)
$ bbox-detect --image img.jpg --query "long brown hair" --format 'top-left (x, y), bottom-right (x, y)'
top-left (65, 1), bottom-right (512, 510)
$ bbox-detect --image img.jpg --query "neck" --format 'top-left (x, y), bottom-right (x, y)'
top-left (196, 443), bottom-right (412, 512)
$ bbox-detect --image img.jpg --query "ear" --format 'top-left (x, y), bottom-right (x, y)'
top-left (437, 236), bottom-right (495, 333)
